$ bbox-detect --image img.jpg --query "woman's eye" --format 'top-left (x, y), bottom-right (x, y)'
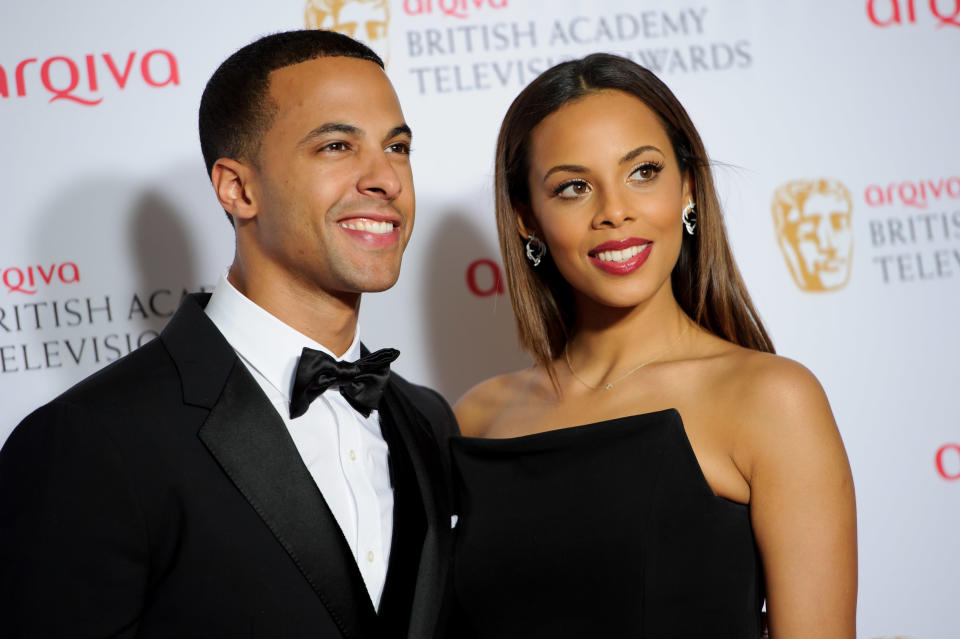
top-left (631, 163), bottom-right (663, 181)
top-left (555, 180), bottom-right (590, 199)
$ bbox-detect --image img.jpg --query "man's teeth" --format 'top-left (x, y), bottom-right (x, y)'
top-left (340, 219), bottom-right (394, 234)
top-left (595, 243), bottom-right (648, 263)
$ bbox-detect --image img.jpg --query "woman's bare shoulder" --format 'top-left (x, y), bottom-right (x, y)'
top-left (711, 348), bottom-right (842, 472)
top-left (454, 368), bottom-right (538, 437)
top-left (723, 349), bottom-right (831, 419)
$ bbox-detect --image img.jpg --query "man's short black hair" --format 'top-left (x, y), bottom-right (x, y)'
top-left (199, 30), bottom-right (384, 180)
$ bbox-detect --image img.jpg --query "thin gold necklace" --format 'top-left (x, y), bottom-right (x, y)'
top-left (564, 322), bottom-right (689, 391)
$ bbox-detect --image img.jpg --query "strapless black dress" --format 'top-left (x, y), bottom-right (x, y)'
top-left (448, 409), bottom-right (763, 638)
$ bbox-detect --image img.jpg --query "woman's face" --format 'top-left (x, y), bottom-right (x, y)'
top-left (524, 89), bottom-right (689, 312)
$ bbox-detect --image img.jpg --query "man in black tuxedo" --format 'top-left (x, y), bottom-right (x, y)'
top-left (0, 30), bottom-right (456, 638)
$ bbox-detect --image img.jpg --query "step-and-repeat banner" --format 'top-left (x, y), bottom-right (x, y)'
top-left (1, 1), bottom-right (957, 636)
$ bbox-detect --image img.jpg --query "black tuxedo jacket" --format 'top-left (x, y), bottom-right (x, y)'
top-left (0, 294), bottom-right (457, 638)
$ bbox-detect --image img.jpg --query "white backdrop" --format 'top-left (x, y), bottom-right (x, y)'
top-left (1, 1), bottom-right (958, 637)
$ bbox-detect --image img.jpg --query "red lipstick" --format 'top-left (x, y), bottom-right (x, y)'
top-left (588, 237), bottom-right (652, 275)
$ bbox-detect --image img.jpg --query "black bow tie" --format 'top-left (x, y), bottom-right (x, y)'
top-left (290, 347), bottom-right (399, 419)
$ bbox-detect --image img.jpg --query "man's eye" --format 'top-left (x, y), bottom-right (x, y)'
top-left (386, 142), bottom-right (411, 154)
top-left (321, 141), bottom-right (348, 152)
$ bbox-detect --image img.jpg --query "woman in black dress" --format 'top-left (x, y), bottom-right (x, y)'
top-left (450, 54), bottom-right (856, 638)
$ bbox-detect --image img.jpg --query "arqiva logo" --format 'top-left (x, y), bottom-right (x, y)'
top-left (864, 175), bottom-right (960, 209)
top-left (0, 50), bottom-right (180, 106)
top-left (2, 263), bottom-right (80, 295)
top-left (402, 0), bottom-right (508, 19)
top-left (866, 0), bottom-right (960, 27)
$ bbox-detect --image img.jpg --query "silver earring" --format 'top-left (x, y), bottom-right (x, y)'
top-left (525, 233), bottom-right (546, 267)
top-left (682, 201), bottom-right (697, 235)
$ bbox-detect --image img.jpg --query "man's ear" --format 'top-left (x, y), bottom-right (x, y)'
top-left (211, 158), bottom-right (258, 222)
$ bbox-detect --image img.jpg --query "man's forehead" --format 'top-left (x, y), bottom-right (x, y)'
top-left (266, 56), bottom-right (397, 113)
top-left (262, 57), bottom-right (404, 143)
top-left (267, 56), bottom-right (387, 96)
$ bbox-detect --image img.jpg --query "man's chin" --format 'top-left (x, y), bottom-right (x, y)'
top-left (359, 281), bottom-right (399, 294)
top-left (341, 271), bottom-right (402, 294)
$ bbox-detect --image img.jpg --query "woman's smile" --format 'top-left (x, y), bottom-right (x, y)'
top-left (588, 237), bottom-right (653, 274)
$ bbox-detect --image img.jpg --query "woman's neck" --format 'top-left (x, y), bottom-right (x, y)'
top-left (565, 284), bottom-right (691, 376)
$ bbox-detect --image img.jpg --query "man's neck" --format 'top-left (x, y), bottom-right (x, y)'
top-left (227, 265), bottom-right (360, 358)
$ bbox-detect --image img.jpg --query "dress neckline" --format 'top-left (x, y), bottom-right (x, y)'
top-left (452, 407), bottom-right (749, 508)
top-left (452, 407), bottom-right (681, 448)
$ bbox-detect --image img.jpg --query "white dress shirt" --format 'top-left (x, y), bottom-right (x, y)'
top-left (204, 275), bottom-right (393, 609)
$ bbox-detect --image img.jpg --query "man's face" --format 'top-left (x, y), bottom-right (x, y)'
top-left (783, 191), bottom-right (853, 290)
top-left (246, 56), bottom-right (414, 298)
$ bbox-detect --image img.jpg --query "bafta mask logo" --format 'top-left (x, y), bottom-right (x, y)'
top-left (771, 179), bottom-right (854, 292)
top-left (305, 0), bottom-right (391, 65)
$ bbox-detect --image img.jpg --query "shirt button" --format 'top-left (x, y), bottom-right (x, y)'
top-left (349, 449), bottom-right (357, 461)
top-left (366, 550), bottom-right (375, 563)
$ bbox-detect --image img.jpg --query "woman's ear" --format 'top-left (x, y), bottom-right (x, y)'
top-left (681, 172), bottom-right (695, 206)
top-left (515, 202), bottom-right (539, 240)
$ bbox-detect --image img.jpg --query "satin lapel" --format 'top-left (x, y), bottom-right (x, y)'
top-left (198, 362), bottom-right (378, 639)
top-left (380, 381), bottom-right (449, 639)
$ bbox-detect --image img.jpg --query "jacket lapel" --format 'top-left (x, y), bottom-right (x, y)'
top-left (379, 380), bottom-right (450, 639)
top-left (164, 294), bottom-right (379, 639)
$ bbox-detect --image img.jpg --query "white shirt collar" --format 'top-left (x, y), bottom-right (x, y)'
top-left (204, 273), bottom-right (361, 401)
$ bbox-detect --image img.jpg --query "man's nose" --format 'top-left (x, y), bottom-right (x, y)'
top-left (358, 150), bottom-right (403, 201)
